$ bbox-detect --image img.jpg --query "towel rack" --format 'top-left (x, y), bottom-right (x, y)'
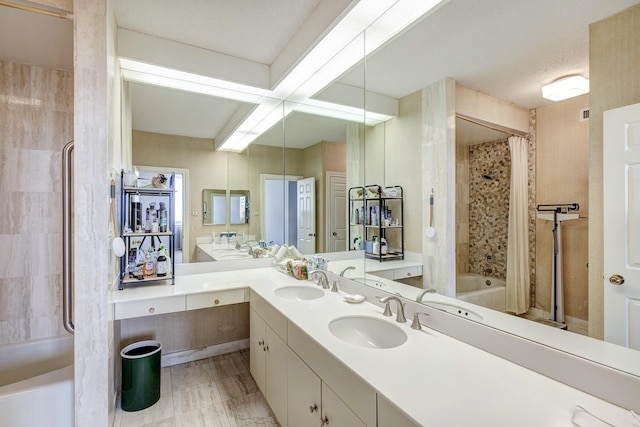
top-left (62, 141), bottom-right (74, 334)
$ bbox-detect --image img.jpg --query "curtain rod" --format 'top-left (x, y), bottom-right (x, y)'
top-left (0, 0), bottom-right (72, 20)
top-left (456, 114), bottom-right (527, 137)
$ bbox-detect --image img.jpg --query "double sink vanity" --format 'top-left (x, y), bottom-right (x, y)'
top-left (111, 256), bottom-right (638, 426)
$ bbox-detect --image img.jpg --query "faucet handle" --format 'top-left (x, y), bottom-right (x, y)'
top-left (377, 296), bottom-right (393, 317)
top-left (411, 312), bottom-right (430, 330)
top-left (330, 280), bottom-right (339, 293)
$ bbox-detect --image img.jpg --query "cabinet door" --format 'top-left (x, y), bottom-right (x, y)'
top-left (265, 325), bottom-right (288, 427)
top-left (288, 348), bottom-right (321, 426)
top-left (377, 394), bottom-right (419, 427)
top-left (249, 308), bottom-right (266, 393)
top-left (321, 383), bottom-right (366, 427)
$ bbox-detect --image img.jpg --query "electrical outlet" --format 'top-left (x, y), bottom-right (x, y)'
top-left (191, 210), bottom-right (198, 216)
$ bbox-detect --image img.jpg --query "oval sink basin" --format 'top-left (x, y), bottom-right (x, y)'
top-left (329, 316), bottom-right (407, 349)
top-left (274, 286), bottom-right (325, 301)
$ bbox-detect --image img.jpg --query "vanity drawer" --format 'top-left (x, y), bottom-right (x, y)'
top-left (114, 295), bottom-right (185, 320)
top-left (186, 288), bottom-right (245, 310)
top-left (392, 265), bottom-right (422, 280)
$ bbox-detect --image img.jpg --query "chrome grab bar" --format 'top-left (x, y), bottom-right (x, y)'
top-left (62, 141), bottom-right (74, 334)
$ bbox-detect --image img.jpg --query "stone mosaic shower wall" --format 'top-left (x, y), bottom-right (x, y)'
top-left (465, 123), bottom-right (537, 306)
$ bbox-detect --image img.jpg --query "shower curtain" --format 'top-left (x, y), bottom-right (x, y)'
top-left (506, 136), bottom-right (530, 314)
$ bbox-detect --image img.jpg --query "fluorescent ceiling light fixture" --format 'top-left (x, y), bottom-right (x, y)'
top-left (219, 0), bottom-right (445, 151)
top-left (274, 0), bottom-right (445, 104)
top-left (542, 75), bottom-right (589, 101)
top-left (298, 99), bottom-right (393, 126)
top-left (119, 58), bottom-right (269, 104)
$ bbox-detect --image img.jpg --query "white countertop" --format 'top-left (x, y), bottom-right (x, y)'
top-left (110, 266), bottom-right (637, 426)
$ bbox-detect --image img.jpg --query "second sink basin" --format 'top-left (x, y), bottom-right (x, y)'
top-left (274, 286), bottom-right (325, 301)
top-left (329, 316), bottom-right (407, 349)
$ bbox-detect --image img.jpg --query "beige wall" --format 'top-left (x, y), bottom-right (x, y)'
top-left (535, 94), bottom-right (589, 321)
top-left (589, 4), bottom-right (640, 338)
top-left (384, 91), bottom-right (423, 253)
top-left (0, 61), bottom-right (73, 345)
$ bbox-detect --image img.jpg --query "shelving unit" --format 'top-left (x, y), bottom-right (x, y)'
top-left (119, 170), bottom-right (175, 290)
top-left (348, 185), bottom-right (404, 262)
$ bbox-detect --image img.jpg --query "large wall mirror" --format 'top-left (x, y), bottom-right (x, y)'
top-left (117, 0), bottom-right (640, 388)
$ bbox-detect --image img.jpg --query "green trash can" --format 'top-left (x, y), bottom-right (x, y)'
top-left (120, 340), bottom-right (162, 412)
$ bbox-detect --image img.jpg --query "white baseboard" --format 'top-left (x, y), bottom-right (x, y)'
top-left (160, 339), bottom-right (250, 367)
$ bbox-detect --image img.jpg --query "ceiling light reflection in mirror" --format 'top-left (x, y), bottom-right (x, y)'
top-left (120, 0), bottom-right (445, 152)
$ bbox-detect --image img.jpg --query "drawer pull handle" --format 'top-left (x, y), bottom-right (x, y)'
top-left (321, 415), bottom-right (330, 425)
top-left (309, 404), bottom-right (318, 413)
top-left (148, 307), bottom-right (155, 314)
top-left (214, 298), bottom-right (220, 305)
top-left (258, 340), bottom-right (264, 346)
top-left (406, 272), bottom-right (411, 276)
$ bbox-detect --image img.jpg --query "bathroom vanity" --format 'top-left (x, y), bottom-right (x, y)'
top-left (111, 262), bottom-right (639, 426)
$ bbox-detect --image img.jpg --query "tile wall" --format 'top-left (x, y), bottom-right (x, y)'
top-left (0, 61), bottom-right (73, 344)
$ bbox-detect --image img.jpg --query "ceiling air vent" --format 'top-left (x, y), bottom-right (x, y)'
top-left (579, 108), bottom-right (590, 122)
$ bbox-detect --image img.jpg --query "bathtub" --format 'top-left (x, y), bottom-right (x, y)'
top-left (456, 273), bottom-right (506, 311)
top-left (0, 336), bottom-right (74, 427)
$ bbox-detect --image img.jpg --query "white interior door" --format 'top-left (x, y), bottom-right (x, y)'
top-left (604, 102), bottom-right (640, 350)
top-left (297, 177), bottom-right (315, 255)
top-left (326, 172), bottom-right (346, 252)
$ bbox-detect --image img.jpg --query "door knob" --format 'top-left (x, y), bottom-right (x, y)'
top-left (332, 232), bottom-right (337, 236)
top-left (609, 274), bottom-right (625, 285)
top-left (308, 233), bottom-right (316, 237)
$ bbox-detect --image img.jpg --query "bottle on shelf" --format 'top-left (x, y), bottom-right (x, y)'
top-left (158, 202), bottom-right (167, 232)
top-left (130, 193), bottom-right (142, 233)
top-left (372, 236), bottom-right (380, 255)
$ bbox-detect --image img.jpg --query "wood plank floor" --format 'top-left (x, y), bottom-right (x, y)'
top-left (115, 349), bottom-right (279, 427)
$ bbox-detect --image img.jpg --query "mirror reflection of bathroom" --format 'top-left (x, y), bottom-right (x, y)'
top-left (135, 166), bottom-right (186, 264)
top-left (455, 92), bottom-right (589, 336)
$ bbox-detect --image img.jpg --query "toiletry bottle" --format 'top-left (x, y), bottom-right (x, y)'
top-left (372, 236), bottom-right (380, 255)
top-left (144, 208), bottom-right (151, 233)
top-left (380, 237), bottom-right (388, 255)
top-left (158, 202), bottom-right (167, 232)
top-left (130, 193), bottom-right (142, 232)
top-left (142, 251), bottom-right (154, 277)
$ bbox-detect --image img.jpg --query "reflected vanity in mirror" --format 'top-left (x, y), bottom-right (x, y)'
top-left (202, 189), bottom-right (226, 225)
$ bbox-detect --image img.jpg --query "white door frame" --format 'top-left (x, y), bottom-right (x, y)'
top-left (325, 171), bottom-right (347, 252)
top-left (136, 165), bottom-right (190, 263)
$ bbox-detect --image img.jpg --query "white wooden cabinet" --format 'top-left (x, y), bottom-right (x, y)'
top-left (322, 382), bottom-right (366, 427)
top-left (287, 348), bottom-right (321, 426)
top-left (377, 394), bottom-right (419, 427)
top-left (287, 348), bottom-right (365, 427)
top-left (249, 307), bottom-right (288, 426)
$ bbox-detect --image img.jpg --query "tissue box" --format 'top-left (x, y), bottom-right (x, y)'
top-left (136, 178), bottom-right (152, 188)
top-left (365, 240), bottom-right (374, 253)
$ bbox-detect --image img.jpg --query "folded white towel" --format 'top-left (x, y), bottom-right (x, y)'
top-left (287, 245), bottom-right (302, 259)
top-left (275, 245), bottom-right (288, 260)
top-left (270, 244), bottom-right (280, 257)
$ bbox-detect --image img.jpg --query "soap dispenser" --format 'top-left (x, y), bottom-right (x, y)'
top-left (372, 236), bottom-right (380, 255)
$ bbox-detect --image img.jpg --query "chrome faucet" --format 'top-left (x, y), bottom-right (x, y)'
top-left (235, 241), bottom-right (254, 257)
top-left (415, 288), bottom-right (436, 303)
top-left (309, 270), bottom-right (330, 289)
top-left (482, 268), bottom-right (493, 276)
top-left (339, 266), bottom-right (356, 277)
top-left (378, 296), bottom-right (407, 323)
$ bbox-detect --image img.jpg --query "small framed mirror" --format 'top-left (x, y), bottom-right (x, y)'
top-left (203, 189), bottom-right (226, 225)
top-left (229, 190), bottom-right (249, 225)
